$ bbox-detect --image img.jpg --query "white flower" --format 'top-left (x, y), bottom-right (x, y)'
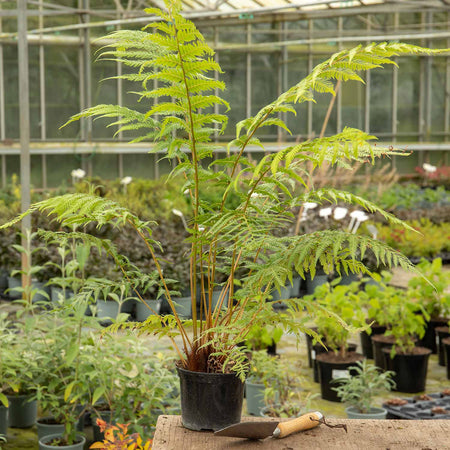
top-left (350, 210), bottom-right (364, 219)
top-left (183, 189), bottom-right (190, 195)
top-left (319, 207), bottom-right (332, 218)
top-left (172, 209), bottom-right (184, 217)
top-left (333, 207), bottom-right (348, 220)
top-left (120, 176), bottom-right (132, 185)
top-left (422, 163), bottom-right (437, 173)
top-left (71, 168), bottom-right (86, 180)
top-left (303, 202), bottom-right (318, 210)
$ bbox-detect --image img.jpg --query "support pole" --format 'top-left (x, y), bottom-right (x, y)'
top-left (17, 0), bottom-right (31, 297)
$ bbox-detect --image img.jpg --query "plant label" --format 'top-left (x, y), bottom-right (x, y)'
top-left (311, 350), bottom-right (316, 360)
top-left (332, 369), bottom-right (350, 380)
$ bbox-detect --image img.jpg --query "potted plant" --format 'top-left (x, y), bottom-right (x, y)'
top-left (312, 282), bottom-right (366, 402)
top-left (382, 293), bottom-right (431, 393)
top-left (358, 272), bottom-right (390, 359)
top-left (245, 324), bottom-right (283, 355)
top-left (332, 360), bottom-right (396, 419)
top-left (245, 350), bottom-right (280, 416)
top-left (2, 0), bottom-right (444, 431)
top-left (436, 318), bottom-right (450, 367)
top-left (1, 308), bottom-right (40, 429)
top-left (84, 332), bottom-right (179, 441)
top-left (33, 304), bottom-right (95, 444)
top-left (408, 258), bottom-right (450, 353)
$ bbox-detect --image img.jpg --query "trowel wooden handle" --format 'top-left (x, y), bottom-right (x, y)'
top-left (274, 411), bottom-right (323, 438)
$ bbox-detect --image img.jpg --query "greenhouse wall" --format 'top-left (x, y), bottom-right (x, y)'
top-left (0, 1), bottom-right (449, 187)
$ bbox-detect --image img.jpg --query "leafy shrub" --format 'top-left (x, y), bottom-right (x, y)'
top-left (376, 218), bottom-right (450, 259)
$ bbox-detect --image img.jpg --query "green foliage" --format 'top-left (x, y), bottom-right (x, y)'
top-left (245, 325), bottom-right (283, 351)
top-left (408, 258), bottom-right (450, 318)
top-left (376, 218), bottom-right (450, 259)
top-left (360, 272), bottom-right (399, 328)
top-left (332, 360), bottom-right (395, 413)
top-left (308, 281), bottom-right (367, 358)
top-left (3, 0), bottom-right (446, 375)
top-left (384, 293), bottom-right (427, 355)
top-left (364, 184), bottom-right (450, 211)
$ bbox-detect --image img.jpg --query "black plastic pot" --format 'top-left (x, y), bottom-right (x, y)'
top-left (7, 394), bottom-right (37, 428)
top-left (0, 405), bottom-right (7, 436)
top-left (177, 367), bottom-right (244, 431)
top-left (420, 318), bottom-right (449, 354)
top-left (371, 334), bottom-right (396, 370)
top-left (316, 352), bottom-right (363, 402)
top-left (444, 337), bottom-right (450, 380)
top-left (383, 347), bottom-right (432, 393)
top-left (360, 323), bottom-right (387, 359)
top-left (305, 327), bottom-right (318, 368)
top-left (312, 343), bottom-right (356, 383)
top-left (436, 326), bottom-right (450, 367)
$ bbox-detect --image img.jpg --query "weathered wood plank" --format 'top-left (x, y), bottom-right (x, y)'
top-left (152, 415), bottom-right (450, 449)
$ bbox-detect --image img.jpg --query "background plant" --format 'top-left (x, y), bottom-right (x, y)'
top-left (408, 258), bottom-right (450, 319)
top-left (332, 359), bottom-right (395, 413)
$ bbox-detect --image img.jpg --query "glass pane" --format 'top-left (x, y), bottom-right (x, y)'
top-left (4, 44), bottom-right (19, 139)
top-left (217, 51), bottom-right (247, 140)
top-left (45, 45), bottom-right (80, 139)
top-left (430, 57), bottom-right (446, 139)
top-left (251, 52), bottom-right (280, 139)
top-left (286, 54), bottom-right (308, 138)
top-left (369, 67), bottom-right (393, 135)
top-left (397, 57), bottom-right (420, 138)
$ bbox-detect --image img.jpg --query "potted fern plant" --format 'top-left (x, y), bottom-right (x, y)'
top-left (2, 0), bottom-right (446, 431)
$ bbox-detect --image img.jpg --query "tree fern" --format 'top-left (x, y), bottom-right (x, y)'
top-left (4, 0), bottom-right (447, 374)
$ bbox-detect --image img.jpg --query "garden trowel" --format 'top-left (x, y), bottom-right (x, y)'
top-left (214, 411), bottom-right (323, 440)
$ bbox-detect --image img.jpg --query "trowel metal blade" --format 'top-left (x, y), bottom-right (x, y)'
top-left (214, 421), bottom-right (279, 440)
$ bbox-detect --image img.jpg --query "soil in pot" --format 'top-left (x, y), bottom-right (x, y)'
top-left (38, 433), bottom-right (86, 450)
top-left (436, 326), bottom-right (450, 367)
top-left (419, 317), bottom-right (449, 354)
top-left (36, 417), bottom-right (65, 440)
top-left (345, 406), bottom-right (387, 419)
top-left (371, 334), bottom-right (396, 370)
top-left (382, 346), bottom-right (432, 393)
top-left (7, 394), bottom-right (37, 428)
top-left (360, 321), bottom-right (387, 359)
top-left (177, 366), bottom-right (244, 431)
top-left (316, 352), bottom-right (363, 402)
top-left (443, 337), bottom-right (450, 380)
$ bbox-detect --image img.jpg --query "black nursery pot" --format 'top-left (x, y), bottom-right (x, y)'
top-left (371, 334), bottom-right (395, 370)
top-left (177, 367), bottom-right (244, 431)
top-left (383, 347), bottom-right (432, 393)
top-left (420, 318), bottom-right (449, 354)
top-left (443, 337), bottom-right (450, 380)
top-left (360, 323), bottom-right (387, 359)
top-left (316, 352), bottom-right (363, 402)
top-left (312, 343), bottom-right (356, 383)
top-left (436, 327), bottom-right (450, 367)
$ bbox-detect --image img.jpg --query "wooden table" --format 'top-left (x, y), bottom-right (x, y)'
top-left (152, 415), bottom-right (450, 449)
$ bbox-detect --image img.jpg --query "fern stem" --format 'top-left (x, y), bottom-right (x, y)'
top-left (171, 8), bottom-right (202, 343)
top-left (130, 220), bottom-right (192, 355)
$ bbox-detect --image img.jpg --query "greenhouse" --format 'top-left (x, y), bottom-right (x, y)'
top-left (0, 0), bottom-right (449, 449)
